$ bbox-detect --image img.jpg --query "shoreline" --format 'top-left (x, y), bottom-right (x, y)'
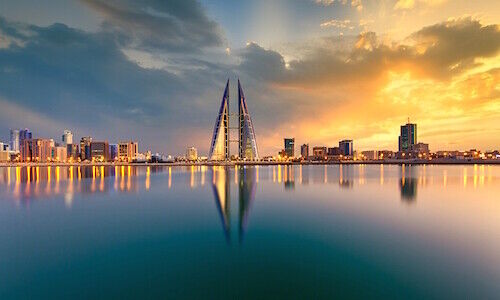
top-left (0, 158), bottom-right (499, 167)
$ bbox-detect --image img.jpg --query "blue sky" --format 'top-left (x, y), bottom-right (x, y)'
top-left (0, 0), bottom-right (499, 155)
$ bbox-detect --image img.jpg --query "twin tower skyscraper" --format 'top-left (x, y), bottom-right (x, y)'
top-left (209, 79), bottom-right (259, 161)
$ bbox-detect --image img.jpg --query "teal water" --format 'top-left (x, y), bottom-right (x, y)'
top-left (0, 165), bottom-right (499, 299)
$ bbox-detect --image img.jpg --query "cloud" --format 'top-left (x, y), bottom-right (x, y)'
top-left (0, 15), bottom-right (233, 153)
top-left (313, 0), bottom-right (362, 10)
top-left (320, 19), bottom-right (354, 30)
top-left (394, 0), bottom-right (448, 10)
top-left (239, 17), bottom-right (500, 88)
top-left (79, 0), bottom-right (224, 52)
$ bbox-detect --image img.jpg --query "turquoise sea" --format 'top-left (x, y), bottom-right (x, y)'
top-left (0, 164), bottom-right (499, 298)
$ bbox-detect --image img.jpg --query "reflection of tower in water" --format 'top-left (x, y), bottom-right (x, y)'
top-left (399, 164), bottom-right (417, 202)
top-left (211, 166), bottom-right (256, 244)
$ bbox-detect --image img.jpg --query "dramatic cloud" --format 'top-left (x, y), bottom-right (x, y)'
top-left (0, 0), bottom-right (499, 154)
top-left (238, 18), bottom-right (500, 88)
top-left (0, 16), bottom-right (233, 153)
top-left (80, 0), bottom-right (224, 52)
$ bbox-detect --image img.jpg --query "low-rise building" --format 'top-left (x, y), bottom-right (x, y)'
top-left (186, 147), bottom-right (198, 161)
top-left (54, 146), bottom-right (67, 162)
top-left (118, 141), bottom-right (138, 162)
top-left (312, 146), bottom-right (327, 160)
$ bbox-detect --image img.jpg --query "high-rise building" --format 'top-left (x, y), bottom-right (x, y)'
top-left (209, 80), bottom-right (230, 161)
top-left (301, 144), bottom-right (309, 159)
top-left (10, 129), bottom-right (20, 152)
top-left (62, 130), bottom-right (73, 146)
top-left (284, 138), bottom-right (295, 158)
top-left (339, 140), bottom-right (353, 156)
top-left (90, 141), bottom-right (109, 162)
top-left (238, 80), bottom-right (259, 160)
top-left (209, 79), bottom-right (259, 161)
top-left (80, 136), bottom-right (92, 161)
top-left (18, 128), bottom-right (32, 156)
top-left (118, 141), bottom-right (138, 162)
top-left (399, 122), bottom-right (417, 152)
top-left (67, 144), bottom-right (79, 161)
top-left (186, 147), bottom-right (198, 161)
top-left (20, 138), bottom-right (52, 162)
top-left (110, 144), bottom-right (118, 161)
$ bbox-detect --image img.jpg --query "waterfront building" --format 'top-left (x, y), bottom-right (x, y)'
top-left (301, 144), bottom-right (309, 159)
top-left (339, 140), bottom-right (353, 157)
top-left (399, 122), bottom-right (417, 152)
top-left (209, 79), bottom-right (259, 161)
top-left (379, 150), bottom-right (394, 159)
top-left (0, 150), bottom-right (9, 162)
top-left (362, 150), bottom-right (379, 160)
top-left (118, 141), bottom-right (138, 162)
top-left (20, 138), bottom-right (52, 162)
top-left (327, 147), bottom-right (341, 156)
top-left (312, 146), bottom-right (327, 160)
top-left (9, 129), bottom-right (20, 152)
top-left (80, 136), bottom-right (92, 161)
top-left (62, 130), bottom-right (73, 146)
top-left (67, 144), bottom-right (79, 161)
top-left (19, 128), bottom-right (32, 144)
top-left (186, 147), bottom-right (198, 161)
top-left (54, 146), bottom-right (67, 162)
top-left (238, 80), bottom-right (259, 160)
top-left (209, 80), bottom-right (230, 161)
top-left (412, 143), bottom-right (429, 154)
top-left (284, 138), bottom-right (295, 158)
top-left (110, 144), bottom-right (118, 161)
top-left (90, 141), bottom-right (110, 162)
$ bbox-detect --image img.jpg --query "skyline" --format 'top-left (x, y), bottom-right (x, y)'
top-left (0, 0), bottom-right (499, 155)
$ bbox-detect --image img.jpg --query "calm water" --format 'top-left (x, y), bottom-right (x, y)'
top-left (0, 164), bottom-right (499, 299)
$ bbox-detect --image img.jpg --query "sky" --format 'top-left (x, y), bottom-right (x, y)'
top-left (0, 0), bottom-right (499, 156)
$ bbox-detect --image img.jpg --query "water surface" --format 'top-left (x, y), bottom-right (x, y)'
top-left (0, 164), bottom-right (499, 298)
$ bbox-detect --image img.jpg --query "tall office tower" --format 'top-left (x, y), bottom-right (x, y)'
top-left (20, 138), bottom-right (52, 162)
top-left (62, 130), bottom-right (73, 146)
top-left (110, 144), bottom-right (118, 161)
top-left (19, 128), bottom-right (32, 145)
top-left (80, 136), bottom-right (92, 161)
top-left (339, 140), bottom-right (353, 156)
top-left (301, 144), bottom-right (309, 159)
top-left (284, 138), bottom-right (295, 157)
top-left (238, 80), bottom-right (259, 160)
top-left (399, 122), bottom-right (417, 152)
top-left (10, 129), bottom-right (20, 152)
top-left (209, 80), bottom-right (230, 161)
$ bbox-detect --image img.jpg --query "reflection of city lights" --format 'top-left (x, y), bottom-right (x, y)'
top-left (190, 165), bottom-right (195, 188)
top-left (7, 167), bottom-right (11, 186)
top-left (278, 165), bottom-right (282, 183)
top-left (145, 166), bottom-right (150, 190)
top-left (463, 167), bottom-right (467, 187)
top-left (473, 164), bottom-right (478, 188)
top-left (169, 167), bottom-right (172, 188)
top-left (299, 165), bottom-right (302, 184)
top-left (380, 164), bottom-right (384, 186)
top-left (443, 170), bottom-right (447, 187)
